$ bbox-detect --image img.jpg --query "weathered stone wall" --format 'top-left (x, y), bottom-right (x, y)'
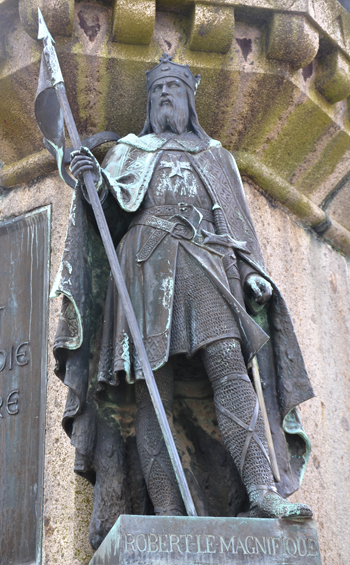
top-left (0, 171), bottom-right (349, 564)
top-left (244, 179), bottom-right (350, 565)
top-left (2, 0), bottom-right (350, 253)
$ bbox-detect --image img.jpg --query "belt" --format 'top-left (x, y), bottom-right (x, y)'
top-left (135, 215), bottom-right (196, 263)
top-left (130, 204), bottom-right (214, 225)
top-left (133, 212), bottom-right (227, 263)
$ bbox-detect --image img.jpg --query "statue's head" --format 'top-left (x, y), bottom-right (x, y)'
top-left (139, 54), bottom-right (207, 139)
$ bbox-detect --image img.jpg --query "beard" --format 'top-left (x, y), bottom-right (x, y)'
top-left (150, 97), bottom-right (190, 135)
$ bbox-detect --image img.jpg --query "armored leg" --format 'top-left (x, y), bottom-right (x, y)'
top-left (135, 362), bottom-right (185, 516)
top-left (202, 338), bottom-right (312, 519)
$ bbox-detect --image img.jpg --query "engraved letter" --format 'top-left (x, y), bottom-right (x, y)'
top-left (16, 342), bottom-right (30, 366)
top-left (307, 538), bottom-right (318, 556)
top-left (159, 534), bottom-right (169, 552)
top-left (125, 533), bottom-right (136, 552)
top-left (148, 534), bottom-right (158, 552)
top-left (169, 535), bottom-right (182, 553)
top-left (236, 538), bottom-right (247, 554)
top-left (220, 536), bottom-right (236, 554)
top-left (0, 396), bottom-right (3, 417)
top-left (297, 537), bottom-right (307, 557)
top-left (136, 534), bottom-right (147, 552)
top-left (7, 389), bottom-right (19, 415)
top-left (255, 537), bottom-right (267, 554)
top-left (206, 535), bottom-right (216, 553)
top-left (196, 534), bottom-right (207, 553)
top-left (271, 537), bottom-right (281, 555)
top-left (180, 534), bottom-right (193, 553)
top-left (0, 350), bottom-right (6, 371)
top-left (245, 536), bottom-right (257, 554)
top-left (286, 538), bottom-right (297, 556)
top-left (9, 346), bottom-right (13, 370)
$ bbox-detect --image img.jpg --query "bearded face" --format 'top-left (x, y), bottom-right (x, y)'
top-left (149, 77), bottom-right (190, 135)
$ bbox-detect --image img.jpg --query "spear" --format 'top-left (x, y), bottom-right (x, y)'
top-left (36, 8), bottom-right (197, 517)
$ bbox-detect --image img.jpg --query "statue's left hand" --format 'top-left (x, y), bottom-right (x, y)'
top-left (245, 274), bottom-right (272, 305)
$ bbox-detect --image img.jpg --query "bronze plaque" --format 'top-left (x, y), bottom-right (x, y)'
top-left (0, 208), bottom-right (50, 565)
top-left (90, 515), bottom-right (322, 565)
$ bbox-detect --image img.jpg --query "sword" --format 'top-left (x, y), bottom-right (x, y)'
top-left (36, 8), bottom-right (197, 517)
top-left (188, 170), bottom-right (281, 483)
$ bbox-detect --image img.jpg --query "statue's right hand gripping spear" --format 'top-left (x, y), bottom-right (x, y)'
top-left (35, 8), bottom-right (197, 518)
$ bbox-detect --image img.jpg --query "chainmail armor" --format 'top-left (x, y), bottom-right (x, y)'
top-left (135, 363), bottom-right (184, 516)
top-left (170, 246), bottom-right (240, 355)
top-left (202, 339), bottom-right (275, 490)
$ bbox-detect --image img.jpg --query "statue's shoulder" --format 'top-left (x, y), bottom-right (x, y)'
top-left (104, 133), bottom-right (162, 166)
top-left (198, 142), bottom-right (239, 173)
top-left (117, 133), bottom-right (165, 152)
top-left (206, 143), bottom-right (235, 162)
top-left (210, 145), bottom-right (241, 177)
top-left (102, 137), bottom-right (131, 168)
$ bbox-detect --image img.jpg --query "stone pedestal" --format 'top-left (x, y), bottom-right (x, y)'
top-left (89, 515), bottom-right (321, 564)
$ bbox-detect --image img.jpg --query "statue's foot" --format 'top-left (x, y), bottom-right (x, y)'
top-left (249, 486), bottom-right (313, 519)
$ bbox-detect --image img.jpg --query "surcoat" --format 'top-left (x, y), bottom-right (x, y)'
top-left (101, 137), bottom-right (245, 384)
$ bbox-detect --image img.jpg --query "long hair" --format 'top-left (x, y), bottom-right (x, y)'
top-left (139, 82), bottom-right (208, 140)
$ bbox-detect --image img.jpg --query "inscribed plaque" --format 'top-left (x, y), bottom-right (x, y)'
top-left (0, 207), bottom-right (50, 565)
top-left (90, 515), bottom-right (322, 565)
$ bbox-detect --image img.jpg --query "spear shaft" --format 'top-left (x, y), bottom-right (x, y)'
top-left (38, 10), bottom-right (197, 517)
top-left (251, 357), bottom-right (280, 482)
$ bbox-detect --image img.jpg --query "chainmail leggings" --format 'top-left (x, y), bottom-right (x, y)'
top-left (135, 337), bottom-right (274, 515)
top-left (135, 362), bottom-right (185, 516)
top-left (201, 338), bottom-right (274, 491)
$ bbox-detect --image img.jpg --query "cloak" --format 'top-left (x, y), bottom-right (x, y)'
top-left (52, 132), bottom-right (314, 546)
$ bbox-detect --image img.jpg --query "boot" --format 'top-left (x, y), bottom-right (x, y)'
top-left (248, 485), bottom-right (312, 518)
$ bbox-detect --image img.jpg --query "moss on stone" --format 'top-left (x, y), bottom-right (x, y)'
top-left (259, 98), bottom-right (333, 180)
top-left (296, 130), bottom-right (350, 196)
top-left (235, 150), bottom-right (326, 224)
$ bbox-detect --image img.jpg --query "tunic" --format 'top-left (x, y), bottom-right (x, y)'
top-left (109, 139), bottom-right (240, 382)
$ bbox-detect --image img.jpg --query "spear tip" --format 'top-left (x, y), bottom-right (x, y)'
top-left (37, 7), bottom-right (55, 43)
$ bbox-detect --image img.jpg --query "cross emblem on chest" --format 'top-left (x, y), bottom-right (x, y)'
top-left (158, 155), bottom-right (192, 179)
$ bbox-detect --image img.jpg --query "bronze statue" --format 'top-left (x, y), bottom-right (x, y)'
top-left (50, 54), bottom-right (315, 549)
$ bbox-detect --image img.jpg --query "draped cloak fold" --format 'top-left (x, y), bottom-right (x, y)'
top-left (52, 132), bottom-right (315, 511)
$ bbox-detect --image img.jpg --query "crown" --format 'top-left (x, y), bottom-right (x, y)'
top-left (146, 53), bottom-right (201, 95)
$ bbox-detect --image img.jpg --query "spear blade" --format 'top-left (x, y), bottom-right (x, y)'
top-left (37, 9), bottom-right (63, 87)
top-left (37, 8), bottom-right (55, 44)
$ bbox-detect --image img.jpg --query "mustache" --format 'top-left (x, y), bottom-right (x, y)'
top-left (159, 94), bottom-right (173, 106)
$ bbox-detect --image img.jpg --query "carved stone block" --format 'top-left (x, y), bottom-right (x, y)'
top-left (267, 13), bottom-right (319, 69)
top-left (89, 515), bottom-right (321, 564)
top-left (19, 0), bottom-right (74, 38)
top-left (112, 0), bottom-right (156, 45)
top-left (0, 207), bottom-right (50, 565)
top-left (189, 2), bottom-right (235, 54)
top-left (315, 49), bottom-right (350, 103)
